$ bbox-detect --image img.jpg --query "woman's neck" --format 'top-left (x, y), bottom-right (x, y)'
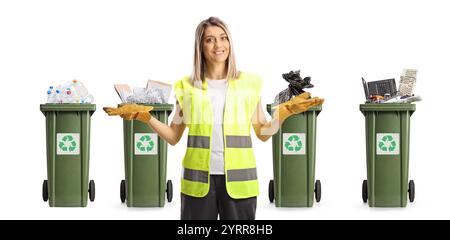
top-left (205, 63), bottom-right (227, 80)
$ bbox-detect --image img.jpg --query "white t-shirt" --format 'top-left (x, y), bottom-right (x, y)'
top-left (207, 79), bottom-right (228, 175)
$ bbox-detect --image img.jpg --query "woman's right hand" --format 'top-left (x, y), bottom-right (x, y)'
top-left (103, 104), bottom-right (154, 123)
top-left (104, 102), bottom-right (186, 146)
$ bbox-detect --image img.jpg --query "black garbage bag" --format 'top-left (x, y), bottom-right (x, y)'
top-left (273, 70), bottom-right (314, 105)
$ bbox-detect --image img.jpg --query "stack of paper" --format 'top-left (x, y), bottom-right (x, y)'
top-left (399, 69), bottom-right (417, 96)
top-left (113, 80), bottom-right (172, 104)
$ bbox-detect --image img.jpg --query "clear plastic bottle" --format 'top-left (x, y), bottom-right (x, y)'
top-left (55, 85), bottom-right (63, 101)
top-left (61, 88), bottom-right (75, 103)
top-left (72, 80), bottom-right (89, 100)
top-left (55, 89), bottom-right (62, 103)
top-left (46, 86), bottom-right (55, 103)
top-left (60, 88), bottom-right (67, 103)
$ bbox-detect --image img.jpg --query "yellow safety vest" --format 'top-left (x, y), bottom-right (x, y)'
top-left (174, 72), bottom-right (262, 199)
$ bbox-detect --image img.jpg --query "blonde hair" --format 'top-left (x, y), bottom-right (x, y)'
top-left (192, 17), bottom-right (238, 88)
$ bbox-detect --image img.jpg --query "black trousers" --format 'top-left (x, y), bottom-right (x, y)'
top-left (181, 175), bottom-right (257, 220)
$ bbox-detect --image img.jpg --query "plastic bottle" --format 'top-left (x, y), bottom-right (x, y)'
top-left (61, 88), bottom-right (75, 103)
top-left (46, 86), bottom-right (55, 103)
top-left (60, 88), bottom-right (67, 103)
top-left (55, 89), bottom-right (61, 103)
top-left (72, 80), bottom-right (89, 100)
top-left (52, 85), bottom-right (64, 103)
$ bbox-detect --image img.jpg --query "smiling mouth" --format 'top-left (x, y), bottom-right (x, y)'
top-left (213, 50), bottom-right (225, 55)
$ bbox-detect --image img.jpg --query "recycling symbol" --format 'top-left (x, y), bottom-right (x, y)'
top-left (136, 135), bottom-right (154, 152)
top-left (378, 135), bottom-right (397, 152)
top-left (285, 135), bottom-right (303, 152)
top-left (58, 135), bottom-right (77, 152)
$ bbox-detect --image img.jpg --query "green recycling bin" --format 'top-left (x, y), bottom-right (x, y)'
top-left (360, 103), bottom-right (416, 207)
top-left (267, 105), bottom-right (322, 207)
top-left (120, 104), bottom-right (173, 207)
top-left (40, 104), bottom-right (96, 207)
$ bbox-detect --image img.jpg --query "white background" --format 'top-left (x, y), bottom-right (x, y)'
top-left (0, 0), bottom-right (448, 220)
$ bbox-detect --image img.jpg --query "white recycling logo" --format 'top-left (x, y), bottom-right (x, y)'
top-left (377, 133), bottom-right (400, 155)
top-left (283, 133), bottom-right (306, 155)
top-left (137, 135), bottom-right (154, 152)
top-left (135, 133), bottom-right (158, 155)
top-left (284, 135), bottom-right (303, 152)
top-left (57, 133), bottom-right (80, 155)
top-left (378, 135), bottom-right (397, 152)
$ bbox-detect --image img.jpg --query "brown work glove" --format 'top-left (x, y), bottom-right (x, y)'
top-left (103, 104), bottom-right (154, 123)
top-left (273, 92), bottom-right (324, 123)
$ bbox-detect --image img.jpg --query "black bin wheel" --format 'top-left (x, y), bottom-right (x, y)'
top-left (315, 180), bottom-right (322, 202)
top-left (120, 180), bottom-right (126, 203)
top-left (408, 180), bottom-right (415, 203)
top-left (269, 180), bottom-right (275, 203)
top-left (43, 180), bottom-right (48, 202)
top-left (89, 180), bottom-right (95, 202)
top-left (362, 180), bottom-right (368, 203)
top-left (166, 180), bottom-right (173, 203)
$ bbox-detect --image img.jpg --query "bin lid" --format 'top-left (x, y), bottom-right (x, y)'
top-left (117, 103), bottom-right (173, 111)
top-left (40, 103), bottom-right (96, 113)
top-left (266, 104), bottom-right (322, 115)
top-left (360, 103), bottom-right (416, 113)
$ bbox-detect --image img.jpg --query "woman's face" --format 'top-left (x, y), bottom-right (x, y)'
top-left (202, 26), bottom-right (230, 65)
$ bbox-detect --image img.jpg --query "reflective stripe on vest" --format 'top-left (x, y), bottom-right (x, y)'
top-left (183, 168), bottom-right (209, 183)
top-left (188, 135), bottom-right (251, 149)
top-left (227, 168), bottom-right (257, 182)
top-left (226, 135), bottom-right (252, 148)
top-left (187, 135), bottom-right (210, 149)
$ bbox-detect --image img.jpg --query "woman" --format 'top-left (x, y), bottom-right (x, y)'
top-left (105, 17), bottom-right (323, 220)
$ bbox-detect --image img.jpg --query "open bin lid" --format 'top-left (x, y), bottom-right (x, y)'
top-left (266, 104), bottom-right (322, 115)
top-left (117, 103), bottom-right (173, 111)
top-left (360, 103), bottom-right (416, 113)
top-left (40, 103), bottom-right (96, 114)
